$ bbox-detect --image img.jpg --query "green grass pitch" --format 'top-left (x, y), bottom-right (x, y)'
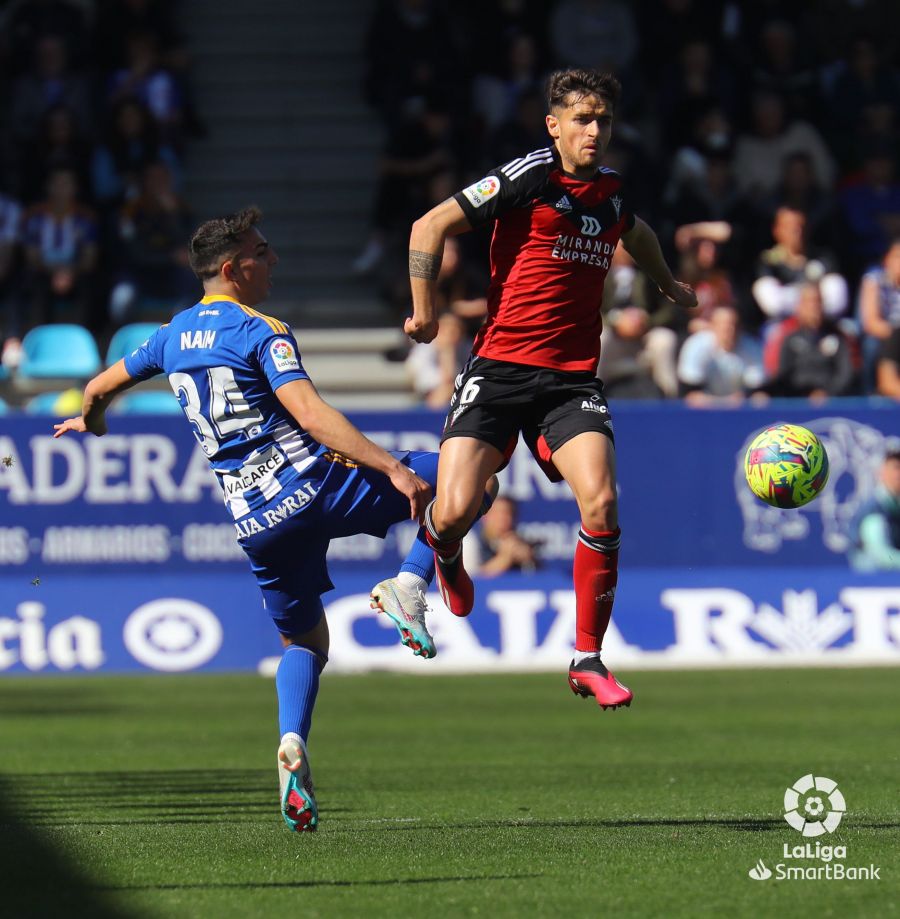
top-left (0, 669), bottom-right (896, 918)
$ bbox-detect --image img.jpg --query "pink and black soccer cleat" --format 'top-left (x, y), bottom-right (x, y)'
top-left (568, 657), bottom-right (633, 710)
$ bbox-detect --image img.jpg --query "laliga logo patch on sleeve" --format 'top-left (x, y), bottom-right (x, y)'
top-left (461, 175), bottom-right (500, 208)
top-left (270, 338), bottom-right (299, 371)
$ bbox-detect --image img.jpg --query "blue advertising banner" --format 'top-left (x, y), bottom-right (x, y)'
top-left (1, 402), bottom-right (899, 573)
top-left (1, 569), bottom-right (898, 675)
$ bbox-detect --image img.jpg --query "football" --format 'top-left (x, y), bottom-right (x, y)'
top-left (744, 423), bottom-right (830, 508)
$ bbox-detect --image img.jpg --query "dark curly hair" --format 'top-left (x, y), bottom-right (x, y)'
top-left (546, 69), bottom-right (621, 113)
top-left (189, 206), bottom-right (262, 280)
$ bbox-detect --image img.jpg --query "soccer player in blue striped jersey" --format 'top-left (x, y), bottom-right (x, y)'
top-left (54, 207), bottom-right (496, 832)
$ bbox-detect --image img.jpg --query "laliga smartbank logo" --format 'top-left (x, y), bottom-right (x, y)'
top-left (746, 774), bottom-right (881, 882)
top-left (783, 773), bottom-right (845, 836)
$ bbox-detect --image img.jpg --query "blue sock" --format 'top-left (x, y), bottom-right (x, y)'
top-left (276, 645), bottom-right (322, 741)
top-left (400, 526), bottom-right (435, 582)
top-left (401, 490), bottom-right (495, 583)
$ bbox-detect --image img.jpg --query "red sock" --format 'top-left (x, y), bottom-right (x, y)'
top-left (573, 526), bottom-right (620, 652)
top-left (425, 529), bottom-right (461, 562)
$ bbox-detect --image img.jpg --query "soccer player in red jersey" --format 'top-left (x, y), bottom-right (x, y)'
top-left (406, 69), bottom-right (697, 709)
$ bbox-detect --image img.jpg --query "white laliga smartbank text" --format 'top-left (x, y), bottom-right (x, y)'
top-left (747, 775), bottom-right (881, 882)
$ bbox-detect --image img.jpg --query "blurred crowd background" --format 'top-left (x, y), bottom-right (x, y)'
top-left (1, 0), bottom-right (899, 411)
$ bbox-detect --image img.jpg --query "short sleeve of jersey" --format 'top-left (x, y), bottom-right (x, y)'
top-left (123, 325), bottom-right (167, 380)
top-left (453, 153), bottom-right (552, 228)
top-left (255, 328), bottom-right (310, 390)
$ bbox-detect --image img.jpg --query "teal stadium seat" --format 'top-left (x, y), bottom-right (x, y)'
top-left (0, 395), bottom-right (8, 413)
top-left (18, 325), bottom-right (102, 379)
top-left (24, 391), bottom-right (73, 414)
top-left (105, 323), bottom-right (161, 365)
top-left (114, 389), bottom-right (183, 414)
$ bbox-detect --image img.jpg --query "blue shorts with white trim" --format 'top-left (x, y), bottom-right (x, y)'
top-left (236, 450), bottom-right (438, 635)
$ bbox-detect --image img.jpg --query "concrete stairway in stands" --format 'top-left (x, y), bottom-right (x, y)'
top-left (179, 1), bottom-right (389, 324)
top-left (179, 0), bottom-right (417, 405)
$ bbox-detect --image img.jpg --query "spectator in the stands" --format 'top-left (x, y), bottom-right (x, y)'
top-left (0, 189), bottom-right (23, 360)
top-left (848, 440), bottom-right (900, 571)
top-left (663, 106), bottom-right (737, 219)
top-left (107, 160), bottom-right (194, 322)
top-left (746, 19), bottom-right (820, 123)
top-left (840, 147), bottom-right (900, 277)
top-left (876, 327), bottom-right (900, 400)
top-left (21, 166), bottom-right (98, 329)
top-left (759, 151), bottom-right (838, 253)
top-left (18, 103), bottom-right (92, 205)
top-left (484, 86), bottom-right (548, 168)
top-left (672, 221), bottom-right (738, 331)
top-left (463, 496), bottom-right (539, 577)
top-left (824, 34), bottom-right (900, 169)
top-left (94, 0), bottom-right (204, 139)
top-left (732, 90), bottom-right (835, 198)
top-left (677, 305), bottom-right (765, 406)
top-left (858, 239), bottom-right (900, 391)
top-left (599, 245), bottom-right (680, 398)
top-left (92, 97), bottom-right (181, 208)
top-left (657, 39), bottom-right (736, 152)
top-left (2, 0), bottom-right (89, 75)
top-left (752, 207), bottom-right (847, 327)
top-left (406, 309), bottom-right (470, 409)
top-left (769, 282), bottom-right (859, 399)
top-left (352, 91), bottom-right (454, 276)
top-left (362, 0), bottom-right (461, 130)
top-left (9, 33), bottom-right (93, 146)
top-left (473, 32), bottom-right (545, 135)
top-left (550, 0), bottom-right (638, 83)
top-left (107, 30), bottom-right (184, 147)
top-left (462, 0), bottom-right (552, 87)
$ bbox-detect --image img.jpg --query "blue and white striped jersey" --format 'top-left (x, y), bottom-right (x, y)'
top-left (124, 294), bottom-right (322, 519)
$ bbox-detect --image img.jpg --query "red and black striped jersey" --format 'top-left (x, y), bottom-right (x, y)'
top-left (454, 146), bottom-right (634, 372)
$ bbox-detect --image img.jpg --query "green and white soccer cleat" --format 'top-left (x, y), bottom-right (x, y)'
top-left (369, 578), bottom-right (437, 659)
top-left (278, 736), bottom-right (318, 832)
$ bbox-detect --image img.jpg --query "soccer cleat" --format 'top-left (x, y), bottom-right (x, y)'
top-left (431, 547), bottom-right (474, 617)
top-left (278, 737), bottom-right (318, 832)
top-left (568, 657), bottom-right (633, 710)
top-left (369, 578), bottom-right (436, 659)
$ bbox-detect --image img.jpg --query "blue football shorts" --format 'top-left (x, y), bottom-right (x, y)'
top-left (237, 450), bottom-right (438, 636)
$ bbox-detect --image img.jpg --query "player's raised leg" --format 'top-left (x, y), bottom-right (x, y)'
top-left (370, 450), bottom-right (440, 657)
top-left (552, 431), bottom-right (633, 710)
top-left (424, 437), bottom-right (503, 616)
top-left (275, 613), bottom-right (328, 831)
top-left (371, 450), bottom-right (496, 653)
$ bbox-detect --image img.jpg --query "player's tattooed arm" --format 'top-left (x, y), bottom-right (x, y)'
top-left (409, 249), bottom-right (440, 280)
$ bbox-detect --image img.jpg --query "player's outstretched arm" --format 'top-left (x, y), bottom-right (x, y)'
top-left (52, 359), bottom-right (138, 439)
top-left (621, 216), bottom-right (698, 310)
top-left (275, 379), bottom-right (431, 521)
top-left (406, 197), bottom-right (471, 344)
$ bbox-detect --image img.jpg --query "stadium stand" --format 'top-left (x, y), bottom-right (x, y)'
top-left (16, 323), bottom-right (101, 381)
top-left (23, 389), bottom-right (79, 415)
top-left (104, 321), bottom-right (161, 365)
top-left (112, 388), bottom-right (182, 414)
top-left (1, 1), bottom-right (899, 410)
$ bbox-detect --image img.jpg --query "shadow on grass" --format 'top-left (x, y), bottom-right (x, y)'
top-left (1, 769), bottom-right (354, 827)
top-left (94, 874), bottom-right (540, 892)
top-left (341, 816), bottom-right (900, 833)
top-left (0, 784), bottom-right (135, 919)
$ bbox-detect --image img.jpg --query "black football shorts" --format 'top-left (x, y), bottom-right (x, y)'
top-left (441, 355), bottom-right (614, 482)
